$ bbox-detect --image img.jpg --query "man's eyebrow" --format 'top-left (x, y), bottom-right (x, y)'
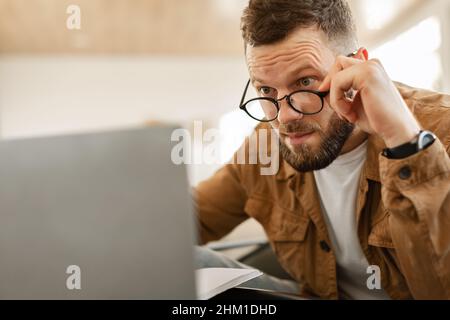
top-left (291, 62), bottom-right (327, 78)
top-left (251, 78), bottom-right (264, 86)
top-left (250, 61), bottom-right (326, 87)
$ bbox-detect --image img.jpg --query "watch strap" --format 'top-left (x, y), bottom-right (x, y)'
top-left (382, 130), bottom-right (436, 160)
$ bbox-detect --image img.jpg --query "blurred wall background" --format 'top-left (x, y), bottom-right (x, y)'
top-left (0, 0), bottom-right (449, 187)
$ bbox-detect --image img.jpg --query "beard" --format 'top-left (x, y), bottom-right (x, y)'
top-left (279, 113), bottom-right (354, 172)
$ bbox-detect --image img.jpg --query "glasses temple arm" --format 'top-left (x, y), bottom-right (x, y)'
top-left (239, 79), bottom-right (251, 108)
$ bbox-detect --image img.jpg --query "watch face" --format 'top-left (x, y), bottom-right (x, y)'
top-left (418, 131), bottom-right (437, 150)
top-left (423, 135), bottom-right (433, 145)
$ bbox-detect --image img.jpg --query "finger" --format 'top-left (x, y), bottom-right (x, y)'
top-left (320, 74), bottom-right (332, 92)
top-left (332, 104), bottom-right (357, 123)
top-left (319, 55), bottom-right (363, 92)
top-left (328, 66), bottom-right (360, 120)
top-left (345, 111), bottom-right (358, 124)
top-left (334, 95), bottom-right (356, 123)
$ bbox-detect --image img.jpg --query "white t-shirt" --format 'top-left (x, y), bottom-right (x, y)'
top-left (313, 140), bottom-right (390, 300)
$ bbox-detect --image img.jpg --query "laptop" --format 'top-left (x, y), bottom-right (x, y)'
top-left (0, 126), bottom-right (197, 299)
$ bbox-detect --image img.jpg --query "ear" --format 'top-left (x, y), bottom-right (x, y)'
top-left (355, 47), bottom-right (369, 61)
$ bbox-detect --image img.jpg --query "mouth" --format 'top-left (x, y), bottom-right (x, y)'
top-left (282, 131), bottom-right (315, 146)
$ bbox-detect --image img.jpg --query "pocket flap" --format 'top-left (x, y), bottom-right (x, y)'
top-left (272, 214), bottom-right (310, 242)
top-left (368, 213), bottom-right (395, 249)
top-left (245, 197), bottom-right (310, 242)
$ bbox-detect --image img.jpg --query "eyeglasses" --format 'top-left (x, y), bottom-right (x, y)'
top-left (239, 51), bottom-right (357, 122)
top-left (239, 81), bottom-right (329, 122)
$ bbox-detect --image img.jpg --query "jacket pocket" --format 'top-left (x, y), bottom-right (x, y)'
top-left (244, 197), bottom-right (311, 283)
top-left (271, 213), bottom-right (310, 242)
top-left (244, 197), bottom-right (310, 241)
top-left (271, 211), bottom-right (310, 283)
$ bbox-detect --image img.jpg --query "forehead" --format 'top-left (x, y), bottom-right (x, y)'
top-left (246, 27), bottom-right (334, 83)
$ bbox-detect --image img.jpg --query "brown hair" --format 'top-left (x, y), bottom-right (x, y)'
top-left (241, 0), bottom-right (357, 52)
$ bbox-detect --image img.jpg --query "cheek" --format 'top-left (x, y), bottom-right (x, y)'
top-left (315, 104), bottom-right (336, 131)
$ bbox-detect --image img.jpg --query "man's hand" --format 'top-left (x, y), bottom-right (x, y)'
top-left (318, 55), bottom-right (422, 148)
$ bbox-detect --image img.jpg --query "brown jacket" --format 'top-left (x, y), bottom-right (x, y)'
top-left (195, 83), bottom-right (450, 300)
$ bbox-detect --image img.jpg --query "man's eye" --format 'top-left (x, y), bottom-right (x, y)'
top-left (259, 87), bottom-right (273, 96)
top-left (299, 78), bottom-right (315, 88)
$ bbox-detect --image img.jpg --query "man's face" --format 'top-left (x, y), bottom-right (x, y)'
top-left (246, 26), bottom-right (354, 172)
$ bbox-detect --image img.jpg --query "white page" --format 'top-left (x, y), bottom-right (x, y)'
top-left (195, 268), bottom-right (263, 300)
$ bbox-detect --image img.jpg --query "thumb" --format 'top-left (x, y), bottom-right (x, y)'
top-left (318, 75), bottom-right (331, 92)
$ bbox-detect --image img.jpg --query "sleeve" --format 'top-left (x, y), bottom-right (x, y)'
top-left (194, 161), bottom-right (249, 245)
top-left (379, 137), bottom-right (450, 299)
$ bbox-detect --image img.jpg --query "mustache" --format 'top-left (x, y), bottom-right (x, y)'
top-left (279, 121), bottom-right (321, 135)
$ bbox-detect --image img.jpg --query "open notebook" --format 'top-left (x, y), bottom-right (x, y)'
top-left (195, 268), bottom-right (263, 300)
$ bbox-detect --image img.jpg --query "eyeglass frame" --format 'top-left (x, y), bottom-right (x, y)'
top-left (238, 51), bottom-right (358, 122)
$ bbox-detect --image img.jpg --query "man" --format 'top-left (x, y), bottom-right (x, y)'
top-left (195, 0), bottom-right (450, 299)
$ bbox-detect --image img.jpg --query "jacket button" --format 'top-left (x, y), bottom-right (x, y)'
top-left (320, 240), bottom-right (331, 253)
top-left (399, 166), bottom-right (412, 180)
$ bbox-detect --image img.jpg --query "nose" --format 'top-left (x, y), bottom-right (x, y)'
top-left (277, 95), bottom-right (304, 124)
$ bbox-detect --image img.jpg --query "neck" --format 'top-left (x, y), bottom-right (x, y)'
top-left (340, 127), bottom-right (368, 155)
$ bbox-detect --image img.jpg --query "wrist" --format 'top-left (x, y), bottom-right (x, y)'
top-left (383, 124), bottom-right (421, 149)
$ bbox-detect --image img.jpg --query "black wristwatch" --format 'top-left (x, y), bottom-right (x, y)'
top-left (382, 130), bottom-right (437, 160)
